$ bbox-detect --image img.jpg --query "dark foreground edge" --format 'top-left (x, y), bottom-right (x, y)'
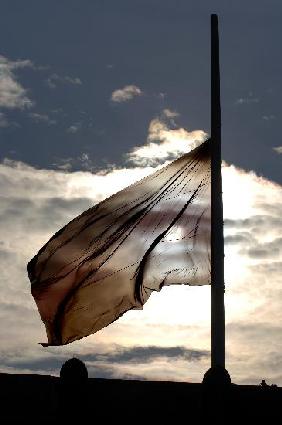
top-left (0, 372), bottom-right (281, 422)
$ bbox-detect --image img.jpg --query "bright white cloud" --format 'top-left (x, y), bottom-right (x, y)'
top-left (128, 116), bottom-right (207, 166)
top-left (162, 108), bottom-right (179, 118)
top-left (111, 85), bottom-right (142, 103)
top-left (0, 136), bottom-right (281, 385)
top-left (273, 146), bottom-right (282, 154)
top-left (0, 55), bottom-right (34, 109)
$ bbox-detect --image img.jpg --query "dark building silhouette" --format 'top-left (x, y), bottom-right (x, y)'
top-left (0, 361), bottom-right (281, 422)
top-left (58, 358), bottom-right (89, 418)
top-left (60, 357), bottom-right (88, 382)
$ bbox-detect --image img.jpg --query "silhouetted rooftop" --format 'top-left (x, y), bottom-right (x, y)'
top-left (0, 372), bottom-right (281, 422)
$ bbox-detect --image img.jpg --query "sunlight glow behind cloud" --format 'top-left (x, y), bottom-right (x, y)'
top-left (0, 128), bottom-right (281, 384)
top-left (128, 114), bottom-right (208, 166)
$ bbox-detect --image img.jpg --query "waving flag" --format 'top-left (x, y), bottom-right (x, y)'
top-left (27, 139), bottom-right (211, 346)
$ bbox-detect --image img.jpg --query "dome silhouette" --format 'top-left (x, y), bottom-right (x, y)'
top-left (60, 357), bottom-right (88, 382)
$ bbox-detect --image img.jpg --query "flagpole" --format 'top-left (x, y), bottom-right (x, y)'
top-left (210, 14), bottom-right (225, 370)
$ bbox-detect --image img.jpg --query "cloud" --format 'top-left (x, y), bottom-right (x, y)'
top-left (0, 135), bottom-right (281, 384)
top-left (46, 73), bottom-right (82, 89)
top-left (111, 85), bottom-right (142, 103)
top-left (242, 237), bottom-right (282, 259)
top-left (162, 108), bottom-right (179, 118)
top-left (28, 112), bottom-right (56, 125)
top-left (262, 115), bottom-right (275, 121)
top-left (224, 232), bottom-right (255, 245)
top-left (0, 112), bottom-right (9, 127)
top-left (273, 146), bottom-right (282, 154)
top-left (0, 57), bottom-right (34, 70)
top-left (235, 92), bottom-right (259, 105)
top-left (52, 158), bottom-right (73, 171)
top-left (235, 97), bottom-right (259, 105)
top-left (1, 344), bottom-right (208, 377)
top-left (0, 55), bottom-right (34, 109)
top-left (127, 114), bottom-right (207, 166)
top-left (93, 345), bottom-right (208, 364)
top-left (53, 153), bottom-right (101, 172)
top-left (226, 322), bottom-right (282, 384)
top-left (66, 122), bottom-right (81, 133)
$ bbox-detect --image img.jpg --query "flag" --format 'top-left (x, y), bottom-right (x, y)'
top-left (27, 139), bottom-right (211, 346)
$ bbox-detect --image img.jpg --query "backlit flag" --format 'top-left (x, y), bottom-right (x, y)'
top-left (27, 139), bottom-right (211, 346)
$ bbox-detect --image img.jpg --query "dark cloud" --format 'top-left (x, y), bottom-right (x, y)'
top-left (246, 248), bottom-right (272, 259)
top-left (241, 237), bottom-right (282, 259)
top-left (249, 261), bottom-right (282, 274)
top-left (226, 322), bottom-right (282, 382)
top-left (86, 364), bottom-right (126, 380)
top-left (1, 354), bottom-right (116, 379)
top-left (1, 345), bottom-right (209, 379)
top-left (0, 248), bottom-right (13, 260)
top-left (42, 197), bottom-right (93, 215)
top-left (224, 232), bottom-right (253, 245)
top-left (225, 215), bottom-right (282, 230)
top-left (91, 345), bottom-right (209, 364)
top-left (4, 356), bottom-right (68, 374)
top-left (227, 322), bottom-right (282, 340)
top-left (255, 203), bottom-right (282, 215)
top-left (0, 196), bottom-right (93, 232)
top-left (224, 213), bottom-right (282, 262)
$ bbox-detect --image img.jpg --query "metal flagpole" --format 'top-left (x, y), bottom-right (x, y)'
top-left (210, 13), bottom-right (225, 370)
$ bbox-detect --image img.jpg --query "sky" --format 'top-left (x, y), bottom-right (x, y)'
top-left (0, 0), bottom-right (281, 385)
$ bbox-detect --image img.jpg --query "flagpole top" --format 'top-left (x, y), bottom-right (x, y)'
top-left (211, 13), bottom-right (218, 21)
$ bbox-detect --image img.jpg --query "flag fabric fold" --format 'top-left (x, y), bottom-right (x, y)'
top-left (27, 139), bottom-right (211, 346)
